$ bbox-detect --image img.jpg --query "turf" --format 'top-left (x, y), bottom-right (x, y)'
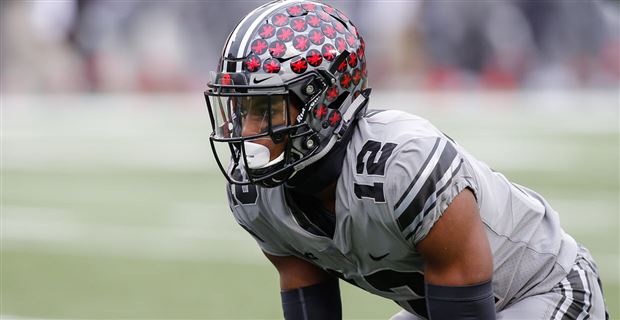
top-left (2, 93), bottom-right (618, 319)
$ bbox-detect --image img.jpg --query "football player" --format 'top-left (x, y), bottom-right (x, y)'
top-left (203, 1), bottom-right (609, 319)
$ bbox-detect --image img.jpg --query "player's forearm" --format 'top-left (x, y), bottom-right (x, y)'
top-left (281, 278), bottom-right (342, 320)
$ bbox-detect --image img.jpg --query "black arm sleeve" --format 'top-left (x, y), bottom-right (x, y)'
top-left (281, 279), bottom-right (342, 320)
top-left (425, 280), bottom-right (496, 320)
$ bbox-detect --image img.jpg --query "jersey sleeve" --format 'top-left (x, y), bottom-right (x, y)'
top-left (225, 184), bottom-right (293, 256)
top-left (385, 136), bottom-right (479, 246)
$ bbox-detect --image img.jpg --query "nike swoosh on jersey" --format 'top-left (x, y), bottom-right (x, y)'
top-left (368, 252), bottom-right (390, 261)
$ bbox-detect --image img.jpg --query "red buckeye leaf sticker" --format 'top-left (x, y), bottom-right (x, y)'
top-left (352, 69), bottom-right (362, 85)
top-left (340, 72), bottom-right (352, 89)
top-left (317, 11), bottom-right (332, 22)
top-left (302, 3), bottom-right (317, 12)
top-left (335, 37), bottom-right (347, 52)
top-left (263, 58), bottom-right (281, 73)
top-left (250, 39), bottom-right (268, 55)
top-left (276, 27), bottom-right (294, 42)
top-left (306, 14), bottom-right (322, 27)
top-left (322, 44), bottom-right (337, 61)
top-left (293, 35), bottom-right (310, 51)
top-left (258, 24), bottom-right (276, 39)
top-left (333, 21), bottom-right (346, 33)
top-left (357, 47), bottom-right (365, 60)
top-left (291, 18), bottom-right (307, 32)
top-left (322, 5), bottom-right (335, 15)
top-left (287, 5), bottom-right (304, 16)
top-left (314, 104), bottom-right (328, 119)
top-left (328, 110), bottom-right (342, 126)
top-left (309, 29), bottom-right (325, 45)
top-left (306, 49), bottom-right (323, 67)
top-left (348, 52), bottom-right (358, 68)
top-left (244, 55), bottom-right (262, 72)
top-left (269, 40), bottom-right (287, 58)
top-left (346, 33), bottom-right (357, 47)
top-left (321, 23), bottom-right (337, 39)
top-left (272, 13), bottom-right (289, 27)
top-left (290, 57), bottom-right (308, 74)
top-left (326, 85), bottom-right (339, 101)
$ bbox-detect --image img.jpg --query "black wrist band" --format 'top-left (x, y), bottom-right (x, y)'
top-left (425, 280), bottom-right (496, 320)
top-left (281, 279), bottom-right (342, 320)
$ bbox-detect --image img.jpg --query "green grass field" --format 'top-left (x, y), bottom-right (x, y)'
top-left (2, 92), bottom-right (618, 319)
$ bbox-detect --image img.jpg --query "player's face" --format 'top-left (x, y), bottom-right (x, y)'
top-left (239, 96), bottom-right (299, 161)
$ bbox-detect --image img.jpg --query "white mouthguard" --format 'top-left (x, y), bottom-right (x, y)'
top-left (244, 142), bottom-right (284, 169)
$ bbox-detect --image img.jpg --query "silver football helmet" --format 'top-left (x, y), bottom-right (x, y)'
top-left (205, 0), bottom-right (369, 187)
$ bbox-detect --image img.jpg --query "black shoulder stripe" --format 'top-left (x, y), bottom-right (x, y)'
top-left (239, 224), bottom-right (265, 242)
top-left (397, 141), bottom-right (458, 232)
top-left (394, 138), bottom-right (441, 209)
top-left (404, 159), bottom-right (464, 240)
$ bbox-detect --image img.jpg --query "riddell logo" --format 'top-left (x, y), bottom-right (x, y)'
top-left (296, 107), bottom-right (306, 123)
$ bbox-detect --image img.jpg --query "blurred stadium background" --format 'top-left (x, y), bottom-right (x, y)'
top-left (1, 1), bottom-right (618, 319)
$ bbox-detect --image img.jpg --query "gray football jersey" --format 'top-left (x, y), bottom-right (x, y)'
top-left (226, 110), bottom-right (578, 318)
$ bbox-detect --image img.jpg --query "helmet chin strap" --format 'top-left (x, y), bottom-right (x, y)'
top-left (284, 128), bottom-right (348, 195)
top-left (244, 141), bottom-right (285, 169)
top-left (285, 92), bottom-right (370, 195)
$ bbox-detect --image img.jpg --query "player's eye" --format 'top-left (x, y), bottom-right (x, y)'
top-left (243, 97), bottom-right (270, 117)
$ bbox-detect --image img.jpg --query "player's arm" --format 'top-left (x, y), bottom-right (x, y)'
top-left (264, 252), bottom-right (342, 320)
top-left (416, 188), bottom-right (496, 319)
